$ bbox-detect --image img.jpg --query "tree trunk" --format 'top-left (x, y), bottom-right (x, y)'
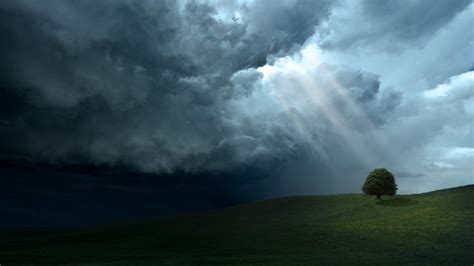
top-left (377, 194), bottom-right (381, 200)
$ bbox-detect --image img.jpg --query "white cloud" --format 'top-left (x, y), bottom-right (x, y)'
top-left (424, 71), bottom-right (474, 100)
top-left (445, 147), bottom-right (474, 159)
top-left (425, 161), bottom-right (456, 171)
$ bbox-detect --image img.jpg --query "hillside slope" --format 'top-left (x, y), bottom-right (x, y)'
top-left (1, 185), bottom-right (473, 264)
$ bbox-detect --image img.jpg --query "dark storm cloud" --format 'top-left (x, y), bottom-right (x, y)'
top-left (0, 0), bottom-right (335, 173)
top-left (319, 0), bottom-right (472, 50)
top-left (241, 0), bottom-right (333, 62)
top-left (2, 0), bottom-right (468, 196)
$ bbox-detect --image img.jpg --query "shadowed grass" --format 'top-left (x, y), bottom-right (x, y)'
top-left (0, 185), bottom-right (472, 264)
top-left (376, 197), bottom-right (418, 206)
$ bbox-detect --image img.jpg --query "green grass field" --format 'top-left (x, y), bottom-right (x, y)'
top-left (1, 185), bottom-right (473, 265)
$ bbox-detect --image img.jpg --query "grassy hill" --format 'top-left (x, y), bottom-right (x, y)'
top-left (1, 185), bottom-right (473, 265)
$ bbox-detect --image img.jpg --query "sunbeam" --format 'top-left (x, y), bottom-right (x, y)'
top-left (257, 44), bottom-right (387, 170)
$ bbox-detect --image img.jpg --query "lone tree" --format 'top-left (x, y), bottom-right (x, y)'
top-left (362, 168), bottom-right (397, 199)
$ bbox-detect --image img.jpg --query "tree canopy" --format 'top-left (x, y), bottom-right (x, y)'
top-left (362, 168), bottom-right (397, 199)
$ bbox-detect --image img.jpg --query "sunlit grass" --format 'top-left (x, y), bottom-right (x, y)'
top-left (0, 185), bottom-right (472, 264)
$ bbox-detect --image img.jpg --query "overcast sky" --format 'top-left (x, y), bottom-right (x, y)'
top-left (0, 0), bottom-right (472, 197)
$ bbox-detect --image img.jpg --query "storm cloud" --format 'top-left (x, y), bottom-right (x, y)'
top-left (318, 0), bottom-right (472, 50)
top-left (0, 0), bottom-right (333, 172)
top-left (0, 0), bottom-right (472, 196)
